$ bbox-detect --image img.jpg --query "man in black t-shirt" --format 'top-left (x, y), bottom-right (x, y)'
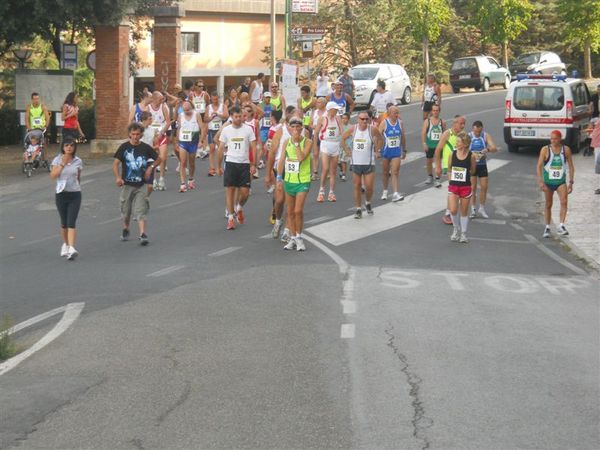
top-left (113, 122), bottom-right (161, 245)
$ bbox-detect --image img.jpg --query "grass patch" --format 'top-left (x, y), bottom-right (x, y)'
top-left (0, 315), bottom-right (17, 361)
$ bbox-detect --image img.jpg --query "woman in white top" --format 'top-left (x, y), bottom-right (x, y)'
top-left (421, 73), bottom-right (442, 120)
top-left (369, 79), bottom-right (396, 125)
top-left (316, 69), bottom-right (330, 98)
top-left (311, 97), bottom-right (326, 180)
top-left (50, 138), bottom-right (83, 260)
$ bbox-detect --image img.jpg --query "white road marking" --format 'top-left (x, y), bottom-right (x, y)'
top-left (469, 237), bottom-right (529, 244)
top-left (495, 206), bottom-right (511, 217)
top-left (208, 246), bottom-right (242, 257)
top-left (341, 323), bottom-right (355, 339)
top-left (0, 303), bottom-right (85, 376)
top-left (476, 219), bottom-right (507, 225)
top-left (259, 233), bottom-right (273, 239)
top-left (304, 215), bottom-right (334, 225)
top-left (80, 178), bottom-right (96, 186)
top-left (155, 199), bottom-right (188, 210)
top-left (524, 234), bottom-right (587, 276)
top-left (22, 235), bottom-right (57, 246)
top-left (307, 159), bottom-right (511, 246)
top-left (146, 265), bottom-right (186, 277)
top-left (511, 223), bottom-right (525, 231)
top-left (302, 235), bottom-right (349, 274)
top-left (342, 300), bottom-right (357, 314)
top-left (98, 217), bottom-right (121, 225)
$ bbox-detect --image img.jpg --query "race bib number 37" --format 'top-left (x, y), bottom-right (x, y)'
top-left (387, 137), bottom-right (399, 148)
top-left (451, 166), bottom-right (467, 182)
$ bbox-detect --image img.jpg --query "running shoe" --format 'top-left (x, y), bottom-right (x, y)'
top-left (434, 178), bottom-right (442, 188)
top-left (175, 163), bottom-right (180, 172)
top-left (328, 191), bottom-right (337, 202)
top-left (66, 246), bottom-right (78, 260)
top-left (272, 221), bottom-right (282, 239)
top-left (365, 203), bottom-right (374, 215)
top-left (158, 177), bottom-right (166, 191)
top-left (200, 150), bottom-right (209, 159)
top-left (543, 227), bottom-right (551, 238)
top-left (252, 171), bottom-right (260, 180)
top-left (451, 227), bottom-right (460, 242)
top-left (354, 208), bottom-right (362, 219)
top-left (557, 225), bottom-right (569, 236)
top-left (257, 160), bottom-right (265, 169)
top-left (425, 175), bottom-right (434, 185)
top-left (267, 185), bottom-right (275, 194)
top-left (311, 172), bottom-right (318, 181)
top-left (442, 214), bottom-right (453, 225)
top-left (121, 228), bottom-right (130, 241)
top-left (381, 190), bottom-right (388, 200)
top-left (459, 233), bottom-right (469, 243)
top-left (280, 228), bottom-right (291, 243)
top-left (188, 179), bottom-right (196, 190)
top-left (60, 243), bottom-right (69, 257)
top-left (153, 178), bottom-right (159, 190)
top-left (469, 207), bottom-right (477, 219)
top-left (317, 190), bottom-right (325, 202)
top-left (179, 183), bottom-right (187, 193)
top-left (296, 237), bottom-right (306, 252)
top-left (478, 206), bottom-right (489, 219)
top-left (284, 238), bottom-right (297, 250)
top-left (208, 168), bottom-right (216, 177)
top-left (226, 217), bottom-right (235, 230)
top-left (361, 185), bottom-right (366, 193)
top-left (236, 209), bottom-right (245, 225)
top-left (139, 233), bottom-right (149, 246)
top-left (340, 173), bottom-right (347, 182)
top-left (392, 192), bottom-right (404, 202)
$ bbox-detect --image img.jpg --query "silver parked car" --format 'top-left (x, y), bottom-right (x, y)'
top-left (350, 64), bottom-right (412, 107)
top-left (510, 51), bottom-right (567, 79)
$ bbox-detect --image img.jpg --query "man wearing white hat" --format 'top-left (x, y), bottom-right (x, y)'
top-left (314, 101), bottom-right (344, 202)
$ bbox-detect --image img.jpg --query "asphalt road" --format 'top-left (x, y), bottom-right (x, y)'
top-left (1, 87), bottom-right (598, 449)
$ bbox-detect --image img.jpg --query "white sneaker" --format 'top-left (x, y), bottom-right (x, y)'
top-left (284, 238), bottom-right (297, 250)
top-left (434, 178), bottom-right (442, 188)
top-left (542, 227), bottom-right (551, 238)
top-left (257, 160), bottom-right (265, 169)
top-left (425, 175), bottom-right (433, 184)
top-left (267, 185), bottom-right (275, 194)
top-left (478, 206), bottom-right (489, 219)
top-left (557, 225), bottom-right (569, 236)
top-left (280, 228), bottom-right (291, 243)
top-left (158, 177), bottom-right (166, 191)
top-left (392, 192), bottom-right (404, 202)
top-left (451, 227), bottom-right (460, 242)
top-left (459, 233), bottom-right (468, 243)
top-left (153, 178), bottom-right (159, 189)
top-left (67, 246), bottom-right (78, 260)
top-left (295, 237), bottom-right (306, 251)
top-left (60, 243), bottom-right (69, 257)
top-left (175, 163), bottom-right (180, 172)
top-left (272, 221), bottom-right (282, 239)
top-left (381, 190), bottom-right (388, 200)
top-left (469, 207), bottom-right (477, 219)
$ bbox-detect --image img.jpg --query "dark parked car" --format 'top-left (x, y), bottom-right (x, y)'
top-left (510, 51), bottom-right (566, 79)
top-left (450, 55), bottom-right (511, 93)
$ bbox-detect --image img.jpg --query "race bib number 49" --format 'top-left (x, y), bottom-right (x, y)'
top-left (549, 166), bottom-right (563, 180)
top-left (451, 166), bottom-right (467, 182)
top-left (286, 159), bottom-right (300, 174)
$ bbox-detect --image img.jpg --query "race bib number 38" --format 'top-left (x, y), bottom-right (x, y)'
top-left (451, 166), bottom-right (467, 182)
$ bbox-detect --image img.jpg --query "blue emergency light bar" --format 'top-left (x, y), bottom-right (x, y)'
top-left (516, 73), bottom-right (568, 82)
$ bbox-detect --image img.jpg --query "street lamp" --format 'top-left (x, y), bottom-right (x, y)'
top-left (12, 48), bottom-right (33, 68)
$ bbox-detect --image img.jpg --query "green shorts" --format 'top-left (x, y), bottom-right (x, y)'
top-left (284, 181), bottom-right (310, 196)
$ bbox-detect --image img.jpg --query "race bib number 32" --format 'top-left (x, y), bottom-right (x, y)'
top-left (451, 166), bottom-right (467, 182)
top-left (387, 137), bottom-right (399, 148)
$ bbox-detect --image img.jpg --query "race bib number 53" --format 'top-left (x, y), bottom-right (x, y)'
top-left (286, 159), bottom-right (300, 174)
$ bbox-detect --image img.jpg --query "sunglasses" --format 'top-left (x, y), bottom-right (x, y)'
top-left (358, 117), bottom-right (369, 121)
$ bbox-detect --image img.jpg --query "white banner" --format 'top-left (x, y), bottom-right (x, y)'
top-left (281, 62), bottom-right (299, 107)
top-left (292, 0), bottom-right (318, 14)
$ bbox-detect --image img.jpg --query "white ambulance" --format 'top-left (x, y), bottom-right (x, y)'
top-left (504, 74), bottom-right (592, 153)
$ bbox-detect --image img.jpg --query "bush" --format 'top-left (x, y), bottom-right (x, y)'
top-left (78, 107), bottom-right (96, 140)
top-left (0, 109), bottom-right (21, 146)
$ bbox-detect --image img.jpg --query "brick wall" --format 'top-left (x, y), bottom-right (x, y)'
top-left (153, 17), bottom-right (181, 92)
top-left (95, 24), bottom-right (130, 140)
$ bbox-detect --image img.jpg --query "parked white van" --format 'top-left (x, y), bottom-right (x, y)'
top-left (350, 64), bottom-right (412, 107)
top-left (504, 74), bottom-right (592, 153)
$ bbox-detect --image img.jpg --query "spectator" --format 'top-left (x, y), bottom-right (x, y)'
top-left (239, 77), bottom-right (251, 95)
top-left (338, 67), bottom-right (355, 99)
top-left (61, 92), bottom-right (84, 143)
top-left (316, 69), bottom-right (330, 98)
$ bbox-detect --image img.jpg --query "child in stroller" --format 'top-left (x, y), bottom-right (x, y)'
top-left (23, 128), bottom-right (50, 176)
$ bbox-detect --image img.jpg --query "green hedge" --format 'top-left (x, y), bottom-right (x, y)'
top-left (0, 109), bottom-right (20, 146)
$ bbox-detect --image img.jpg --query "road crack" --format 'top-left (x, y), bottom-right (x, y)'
top-left (385, 325), bottom-right (433, 450)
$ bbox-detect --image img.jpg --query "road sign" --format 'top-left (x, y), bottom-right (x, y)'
top-left (302, 41), bottom-right (314, 58)
top-left (292, 0), bottom-right (319, 14)
top-left (292, 34), bottom-right (324, 42)
top-left (61, 44), bottom-right (78, 70)
top-left (86, 50), bottom-right (96, 71)
top-left (290, 26), bottom-right (326, 36)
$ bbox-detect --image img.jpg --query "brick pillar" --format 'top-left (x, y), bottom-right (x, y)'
top-left (91, 22), bottom-right (131, 154)
top-left (153, 10), bottom-right (183, 93)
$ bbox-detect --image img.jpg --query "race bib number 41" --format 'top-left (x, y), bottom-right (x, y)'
top-left (451, 166), bottom-right (467, 182)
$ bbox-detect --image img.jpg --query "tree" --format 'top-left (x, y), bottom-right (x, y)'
top-left (557, 0), bottom-right (600, 78)
top-left (471, 0), bottom-right (534, 67)
top-left (401, 0), bottom-right (452, 80)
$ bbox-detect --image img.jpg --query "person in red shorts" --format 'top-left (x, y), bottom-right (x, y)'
top-left (447, 131), bottom-right (476, 243)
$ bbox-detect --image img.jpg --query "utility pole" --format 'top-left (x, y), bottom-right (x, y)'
top-left (271, 0), bottom-right (276, 82)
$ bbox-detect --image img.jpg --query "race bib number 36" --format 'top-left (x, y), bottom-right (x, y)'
top-left (286, 159), bottom-right (300, 174)
top-left (327, 127), bottom-right (336, 138)
top-left (451, 166), bottom-right (467, 182)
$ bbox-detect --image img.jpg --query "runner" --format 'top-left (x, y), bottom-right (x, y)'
top-left (190, 80), bottom-right (210, 156)
top-left (536, 130), bottom-right (575, 238)
top-left (176, 101), bottom-right (203, 192)
top-left (147, 91), bottom-right (171, 191)
top-left (422, 73), bottom-right (442, 120)
top-left (243, 104), bottom-right (261, 179)
top-left (316, 69), bottom-right (330, 98)
top-left (341, 110), bottom-right (383, 218)
top-left (315, 102), bottom-right (343, 202)
top-left (310, 97), bottom-right (326, 180)
top-left (378, 105), bottom-right (406, 202)
top-left (298, 85), bottom-right (316, 136)
top-left (447, 131), bottom-right (476, 243)
top-left (226, 87), bottom-right (241, 110)
top-left (326, 80), bottom-right (355, 116)
top-left (420, 104), bottom-right (446, 186)
top-left (369, 80), bottom-right (395, 124)
top-left (258, 92), bottom-right (274, 168)
top-left (25, 92), bottom-right (51, 134)
top-left (113, 122), bottom-right (161, 245)
top-left (339, 112), bottom-right (352, 181)
top-left (435, 115), bottom-right (466, 224)
top-left (468, 120), bottom-right (497, 218)
top-left (276, 117), bottom-right (313, 251)
top-left (269, 82), bottom-right (286, 116)
top-left (217, 106), bottom-right (257, 230)
top-left (250, 72), bottom-right (265, 104)
top-left (205, 92), bottom-right (229, 176)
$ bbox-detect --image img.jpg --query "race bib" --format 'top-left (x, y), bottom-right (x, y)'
top-left (262, 117), bottom-right (271, 128)
top-left (387, 137), bottom-right (400, 148)
top-left (327, 127), bottom-right (336, 138)
top-left (337, 107), bottom-right (344, 116)
top-left (229, 137), bottom-right (247, 153)
top-left (353, 138), bottom-right (367, 152)
top-left (286, 159), bottom-right (300, 174)
top-left (266, 140), bottom-right (272, 150)
top-left (151, 123), bottom-right (162, 134)
top-left (194, 100), bottom-right (206, 113)
top-left (209, 120), bottom-right (221, 131)
top-left (431, 131), bottom-right (441, 141)
top-left (548, 166), bottom-right (563, 180)
top-left (451, 166), bottom-right (467, 182)
top-left (32, 117), bottom-right (43, 127)
top-left (56, 180), bottom-right (66, 194)
top-left (180, 130), bottom-right (192, 142)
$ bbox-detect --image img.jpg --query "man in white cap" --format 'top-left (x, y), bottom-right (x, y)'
top-left (314, 101), bottom-right (343, 202)
top-left (326, 80), bottom-right (355, 115)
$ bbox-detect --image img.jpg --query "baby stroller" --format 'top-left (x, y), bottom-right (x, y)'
top-left (22, 128), bottom-right (50, 177)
